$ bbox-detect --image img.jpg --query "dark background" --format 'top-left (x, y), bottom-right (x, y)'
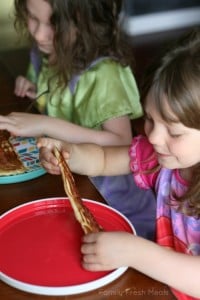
top-left (124, 0), bottom-right (200, 15)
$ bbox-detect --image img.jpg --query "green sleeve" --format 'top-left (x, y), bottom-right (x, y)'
top-left (43, 59), bottom-right (143, 129)
top-left (71, 60), bottom-right (143, 128)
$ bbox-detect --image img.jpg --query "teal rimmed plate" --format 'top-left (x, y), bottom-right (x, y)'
top-left (0, 136), bottom-right (46, 184)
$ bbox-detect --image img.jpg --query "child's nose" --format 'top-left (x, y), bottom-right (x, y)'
top-left (34, 24), bottom-right (48, 42)
top-left (148, 126), bottom-right (165, 146)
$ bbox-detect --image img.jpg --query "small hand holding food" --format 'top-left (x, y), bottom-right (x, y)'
top-left (14, 76), bottom-right (37, 99)
top-left (38, 137), bottom-right (105, 177)
top-left (81, 231), bottom-right (134, 271)
top-left (38, 137), bottom-right (71, 175)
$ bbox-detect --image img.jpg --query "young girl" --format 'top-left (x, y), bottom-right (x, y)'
top-left (0, 0), bottom-right (156, 238)
top-left (37, 29), bottom-right (200, 299)
top-left (1, 0), bottom-right (143, 143)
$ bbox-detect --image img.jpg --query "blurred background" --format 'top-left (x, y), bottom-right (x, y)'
top-left (0, 1), bottom-right (15, 50)
top-left (123, 0), bottom-right (200, 38)
top-left (0, 0), bottom-right (27, 50)
top-left (0, 0), bottom-right (199, 81)
top-left (122, 0), bottom-right (200, 81)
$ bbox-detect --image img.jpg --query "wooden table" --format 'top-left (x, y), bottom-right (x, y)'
top-left (0, 60), bottom-right (175, 300)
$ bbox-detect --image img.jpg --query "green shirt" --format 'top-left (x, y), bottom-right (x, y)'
top-left (28, 58), bottom-right (143, 129)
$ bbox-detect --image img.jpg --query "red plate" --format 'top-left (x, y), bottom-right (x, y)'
top-left (0, 197), bottom-right (136, 295)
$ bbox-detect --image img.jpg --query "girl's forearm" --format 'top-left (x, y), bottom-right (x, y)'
top-left (69, 143), bottom-right (130, 176)
top-left (43, 116), bottom-right (132, 146)
top-left (43, 117), bottom-right (131, 176)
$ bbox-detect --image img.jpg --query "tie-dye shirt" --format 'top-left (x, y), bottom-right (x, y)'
top-left (129, 135), bottom-right (200, 300)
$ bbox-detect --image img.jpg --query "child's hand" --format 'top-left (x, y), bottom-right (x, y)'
top-left (37, 137), bottom-right (71, 175)
top-left (14, 76), bottom-right (37, 99)
top-left (81, 231), bottom-right (134, 271)
top-left (0, 112), bottom-right (47, 137)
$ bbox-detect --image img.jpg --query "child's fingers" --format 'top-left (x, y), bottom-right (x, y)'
top-left (82, 233), bottom-right (99, 244)
top-left (37, 137), bottom-right (50, 149)
top-left (39, 146), bottom-right (61, 175)
top-left (39, 159), bottom-right (61, 175)
top-left (82, 261), bottom-right (103, 272)
top-left (39, 146), bottom-right (58, 165)
top-left (37, 137), bottom-right (58, 150)
top-left (26, 90), bottom-right (37, 99)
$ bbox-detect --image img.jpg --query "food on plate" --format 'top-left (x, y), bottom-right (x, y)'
top-left (54, 147), bottom-right (103, 234)
top-left (0, 130), bottom-right (26, 176)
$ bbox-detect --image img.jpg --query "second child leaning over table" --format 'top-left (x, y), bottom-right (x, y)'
top-left (0, 0), bottom-right (156, 239)
top-left (38, 29), bottom-right (200, 300)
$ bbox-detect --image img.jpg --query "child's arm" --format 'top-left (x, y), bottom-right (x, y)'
top-left (37, 137), bottom-right (130, 177)
top-left (0, 114), bottom-right (132, 146)
top-left (81, 231), bottom-right (200, 298)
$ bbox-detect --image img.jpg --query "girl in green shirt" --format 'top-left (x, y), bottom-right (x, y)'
top-left (0, 0), bottom-right (156, 238)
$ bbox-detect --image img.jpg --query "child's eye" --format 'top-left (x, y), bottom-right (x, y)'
top-left (169, 132), bottom-right (182, 138)
top-left (27, 12), bottom-right (37, 22)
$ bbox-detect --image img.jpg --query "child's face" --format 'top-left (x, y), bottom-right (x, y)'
top-left (144, 92), bottom-right (200, 170)
top-left (26, 0), bottom-right (54, 55)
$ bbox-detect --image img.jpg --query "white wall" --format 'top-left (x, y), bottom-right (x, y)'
top-left (0, 1), bottom-right (13, 22)
top-left (0, 0), bottom-right (27, 50)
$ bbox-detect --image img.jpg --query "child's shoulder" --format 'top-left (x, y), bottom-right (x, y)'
top-left (80, 57), bottom-right (138, 93)
top-left (129, 135), bottom-right (156, 161)
top-left (89, 58), bottom-right (132, 74)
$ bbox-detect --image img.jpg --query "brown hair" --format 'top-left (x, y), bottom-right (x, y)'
top-left (141, 28), bottom-right (200, 217)
top-left (14, 0), bottom-right (133, 84)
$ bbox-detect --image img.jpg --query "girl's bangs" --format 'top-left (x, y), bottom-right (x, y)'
top-left (151, 80), bottom-right (180, 124)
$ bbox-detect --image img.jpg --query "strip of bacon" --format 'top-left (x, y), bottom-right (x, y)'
top-left (54, 147), bottom-right (102, 234)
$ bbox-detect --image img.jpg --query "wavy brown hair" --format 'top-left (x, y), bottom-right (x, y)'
top-left (141, 28), bottom-right (200, 217)
top-left (14, 0), bottom-right (133, 84)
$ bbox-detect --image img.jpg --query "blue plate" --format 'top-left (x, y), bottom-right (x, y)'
top-left (0, 136), bottom-right (46, 184)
